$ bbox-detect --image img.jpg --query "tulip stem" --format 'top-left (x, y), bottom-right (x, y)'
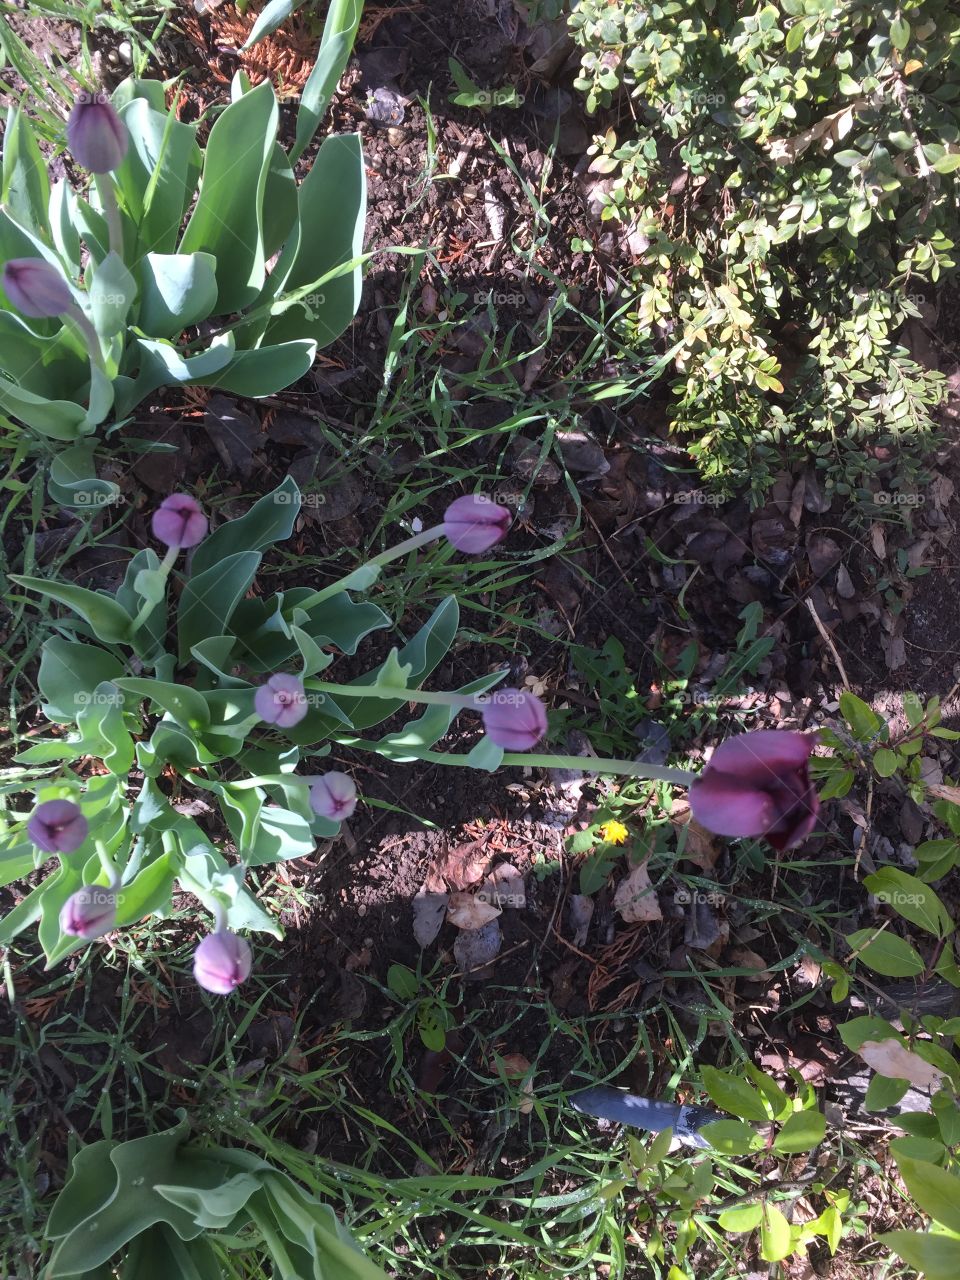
top-left (63, 304), bottom-right (107, 375)
top-left (303, 679), bottom-right (477, 709)
top-left (294, 526), bottom-right (444, 612)
top-left (94, 174), bottom-right (123, 258)
top-left (129, 544), bottom-right (179, 635)
top-left (95, 840), bottom-right (121, 890)
top-left (333, 736), bottom-right (697, 784)
top-left (212, 900), bottom-right (228, 934)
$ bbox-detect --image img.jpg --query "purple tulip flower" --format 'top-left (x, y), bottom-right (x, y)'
top-left (151, 493), bottom-right (208, 549)
top-left (194, 930), bottom-right (252, 995)
top-left (443, 494), bottom-right (512, 554)
top-left (2, 258), bottom-right (73, 318)
top-left (27, 799), bottom-right (89, 854)
top-left (309, 771), bottom-right (357, 821)
top-left (689, 730), bottom-right (819, 852)
top-left (255, 674), bottom-right (309, 728)
top-left (480, 688), bottom-right (548, 750)
top-left (67, 92), bottom-right (128, 173)
top-left (60, 887), bottom-right (117, 940)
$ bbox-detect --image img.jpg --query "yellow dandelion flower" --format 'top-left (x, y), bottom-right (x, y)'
top-left (599, 820), bottom-right (629, 845)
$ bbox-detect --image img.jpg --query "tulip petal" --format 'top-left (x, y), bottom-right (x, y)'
top-left (689, 773), bottom-right (776, 838)
top-left (707, 730), bottom-right (816, 785)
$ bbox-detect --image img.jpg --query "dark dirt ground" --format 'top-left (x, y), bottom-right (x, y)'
top-left (3, 1), bottom-right (960, 1275)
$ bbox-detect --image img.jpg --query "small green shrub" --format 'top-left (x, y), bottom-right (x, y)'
top-left (568, 0), bottom-right (959, 501)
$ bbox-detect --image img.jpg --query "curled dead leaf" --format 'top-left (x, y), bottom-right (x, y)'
top-left (447, 892), bottom-right (502, 930)
top-left (613, 860), bottom-right (663, 923)
top-left (857, 1039), bottom-right (946, 1089)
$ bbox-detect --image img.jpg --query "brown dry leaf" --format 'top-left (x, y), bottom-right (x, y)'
top-left (478, 862), bottom-right (526, 910)
top-left (671, 798), bottom-right (719, 870)
top-left (925, 783), bottom-right (960, 806)
top-left (765, 99), bottom-right (868, 163)
top-left (870, 522), bottom-right (887, 560)
top-left (729, 946), bottom-right (771, 977)
top-left (447, 892), bottom-right (502, 930)
top-left (613, 861), bottom-right (663, 923)
top-left (569, 894), bottom-right (594, 946)
top-left (432, 841), bottom-right (489, 891)
top-left (858, 1039), bottom-right (946, 1089)
top-left (413, 889), bottom-right (448, 948)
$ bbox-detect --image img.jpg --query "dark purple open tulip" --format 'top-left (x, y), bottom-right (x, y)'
top-left (67, 93), bottom-right (128, 172)
top-left (689, 730), bottom-right (819, 851)
top-left (27, 799), bottom-right (89, 854)
top-left (443, 494), bottom-right (512, 554)
top-left (480, 688), bottom-right (548, 751)
top-left (2, 258), bottom-right (73, 318)
top-left (151, 493), bottom-right (208, 549)
top-left (194, 930), bottom-right (252, 995)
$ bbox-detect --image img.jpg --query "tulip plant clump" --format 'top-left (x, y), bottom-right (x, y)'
top-left (0, 476), bottom-right (823, 993)
top-left (0, 75), bottom-right (364, 504)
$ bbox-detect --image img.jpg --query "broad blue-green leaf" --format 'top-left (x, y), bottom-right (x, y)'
top-left (116, 548), bottom-right (169, 664)
top-left (291, 0), bottom-right (363, 162)
top-left (49, 179), bottom-right (82, 269)
top-left (177, 551), bottom-right (262, 662)
top-left (48, 443), bottom-right (121, 510)
top-left (264, 133), bottom-right (365, 349)
top-left (115, 850), bottom-right (178, 927)
top-left (137, 253), bottom-right (218, 337)
top-left (45, 1126), bottom-right (204, 1272)
top-left (191, 340), bottom-right (316, 397)
top-left (242, 0), bottom-right (306, 48)
top-left (114, 679), bottom-right (211, 731)
top-left (0, 379), bottom-right (90, 439)
top-left (12, 574), bottom-right (132, 642)
top-left (2, 105), bottom-right (51, 234)
top-left (191, 477), bottom-right (300, 575)
top-left (77, 681), bottom-right (134, 773)
top-left (0, 310), bottom-right (87, 399)
top-left (87, 250), bottom-right (137, 337)
top-left (0, 838), bottom-right (38, 890)
top-left (38, 856), bottom-right (85, 962)
top-left (38, 637), bottom-right (125, 722)
top-left (261, 142), bottom-right (298, 262)
top-left (115, 97), bottom-right (202, 254)
top-left (179, 78), bottom-right (277, 312)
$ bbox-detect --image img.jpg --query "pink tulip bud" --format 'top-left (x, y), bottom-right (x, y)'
top-left (309, 771), bottom-right (357, 821)
top-left (60, 887), bottom-right (116, 940)
top-left (66, 91), bottom-right (128, 173)
top-left (443, 494), bottom-right (512, 554)
top-left (193, 930), bottom-right (252, 995)
top-left (689, 730), bottom-right (819, 852)
top-left (151, 493), bottom-right (208, 549)
top-left (27, 799), bottom-right (89, 853)
top-left (2, 258), bottom-right (73, 318)
top-left (255, 674), bottom-right (309, 728)
top-left (479, 688), bottom-right (548, 750)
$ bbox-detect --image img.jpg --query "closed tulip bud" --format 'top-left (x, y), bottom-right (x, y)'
top-left (689, 730), bottom-right (819, 852)
top-left (480, 688), bottom-right (548, 750)
top-left (151, 493), bottom-right (208, 549)
top-left (2, 258), bottom-right (73, 319)
top-left (443, 494), bottom-right (512, 554)
top-left (60, 887), bottom-right (116, 940)
top-left (255, 674), bottom-right (309, 728)
top-left (193, 930), bottom-right (252, 995)
top-left (67, 92), bottom-right (128, 173)
top-left (27, 799), bottom-right (89, 853)
top-left (309, 771), bottom-right (357, 821)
